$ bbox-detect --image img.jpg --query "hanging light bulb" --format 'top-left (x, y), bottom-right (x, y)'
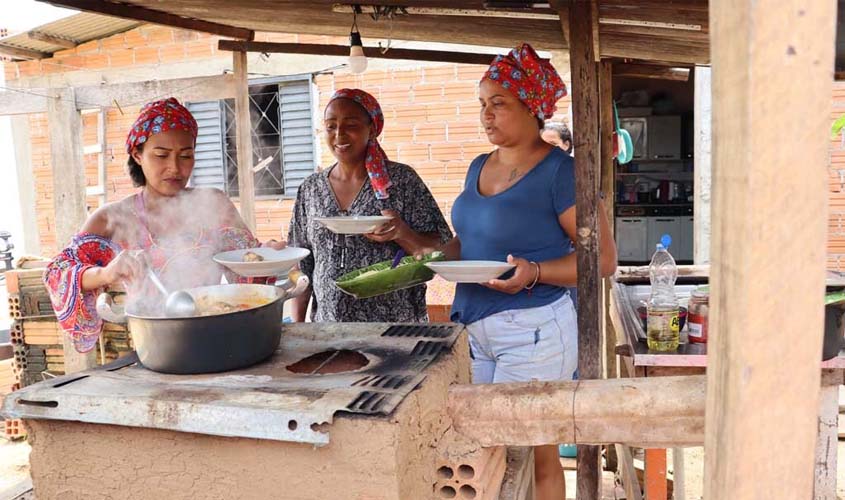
top-left (348, 11), bottom-right (368, 74)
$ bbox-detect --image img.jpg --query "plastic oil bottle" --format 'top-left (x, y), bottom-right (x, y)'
top-left (647, 235), bottom-right (680, 351)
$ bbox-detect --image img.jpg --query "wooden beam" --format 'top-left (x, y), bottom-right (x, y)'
top-left (599, 60), bottom-right (617, 385)
top-left (47, 87), bottom-right (96, 372)
top-left (41, 0), bottom-right (254, 40)
top-left (704, 0), bottom-right (836, 499)
top-left (0, 74), bottom-right (237, 116)
top-left (448, 375), bottom-right (706, 448)
top-left (565, 1), bottom-right (602, 498)
top-left (0, 44), bottom-right (48, 60)
top-left (217, 40), bottom-right (495, 66)
top-left (613, 63), bottom-right (690, 81)
top-left (599, 34), bottom-right (709, 65)
top-left (27, 31), bottom-right (78, 49)
top-left (232, 51), bottom-right (256, 232)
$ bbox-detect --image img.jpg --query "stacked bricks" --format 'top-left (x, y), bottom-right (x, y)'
top-left (435, 446), bottom-right (507, 499)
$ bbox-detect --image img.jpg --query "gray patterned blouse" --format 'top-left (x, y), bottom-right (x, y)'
top-left (288, 161), bottom-right (452, 322)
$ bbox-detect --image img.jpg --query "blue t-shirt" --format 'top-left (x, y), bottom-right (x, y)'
top-left (450, 148), bottom-right (577, 325)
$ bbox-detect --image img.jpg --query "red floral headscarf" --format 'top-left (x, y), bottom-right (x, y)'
top-left (125, 97), bottom-right (198, 153)
top-left (481, 43), bottom-right (567, 121)
top-left (328, 88), bottom-right (392, 200)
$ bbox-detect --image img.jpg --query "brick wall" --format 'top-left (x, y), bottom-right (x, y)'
top-left (3, 24), bottom-right (573, 262)
top-left (828, 81), bottom-right (845, 271)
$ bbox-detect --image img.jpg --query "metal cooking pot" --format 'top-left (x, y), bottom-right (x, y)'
top-left (95, 273), bottom-right (309, 374)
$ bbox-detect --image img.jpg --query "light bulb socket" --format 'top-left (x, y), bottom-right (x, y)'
top-left (349, 30), bottom-right (363, 48)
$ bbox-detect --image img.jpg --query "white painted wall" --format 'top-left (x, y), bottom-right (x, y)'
top-left (0, 66), bottom-right (27, 256)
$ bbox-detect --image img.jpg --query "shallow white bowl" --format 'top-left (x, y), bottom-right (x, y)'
top-left (213, 247), bottom-right (311, 278)
top-left (314, 215), bottom-right (393, 235)
top-left (425, 261), bottom-right (515, 283)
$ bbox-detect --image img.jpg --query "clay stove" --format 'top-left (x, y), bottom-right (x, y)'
top-left (2, 322), bottom-right (477, 500)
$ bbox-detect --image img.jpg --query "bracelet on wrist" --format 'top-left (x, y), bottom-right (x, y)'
top-left (525, 261), bottom-right (541, 291)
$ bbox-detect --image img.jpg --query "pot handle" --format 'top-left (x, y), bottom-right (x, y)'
top-left (275, 269), bottom-right (310, 298)
top-left (96, 292), bottom-right (127, 324)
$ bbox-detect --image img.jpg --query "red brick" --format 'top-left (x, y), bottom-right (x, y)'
top-left (397, 144), bottom-right (430, 163)
top-left (172, 29), bottom-right (198, 43)
top-left (185, 40), bottom-right (214, 59)
top-left (123, 29), bottom-right (147, 48)
top-left (3, 62), bottom-right (19, 82)
top-left (443, 82), bottom-right (478, 101)
top-left (415, 122), bottom-right (447, 142)
top-left (456, 100), bottom-right (482, 118)
top-left (75, 39), bottom-right (101, 54)
top-left (413, 161), bottom-right (448, 181)
top-left (134, 47), bottom-right (160, 66)
top-left (383, 123), bottom-right (414, 143)
top-left (379, 86), bottom-right (413, 106)
top-left (393, 104), bottom-right (427, 124)
top-left (425, 103), bottom-right (458, 122)
top-left (391, 69), bottom-right (422, 86)
top-left (159, 44), bottom-right (186, 63)
top-left (17, 60), bottom-right (42, 78)
top-left (457, 64), bottom-right (486, 80)
top-left (448, 121), bottom-right (482, 141)
top-left (362, 70), bottom-right (391, 87)
top-left (413, 83), bottom-right (444, 103)
top-left (430, 144), bottom-right (462, 162)
top-left (84, 54), bottom-right (109, 70)
top-left (462, 141), bottom-right (493, 158)
top-left (100, 34), bottom-right (126, 50)
top-left (142, 26), bottom-right (174, 45)
top-left (52, 53), bottom-right (85, 68)
top-left (333, 73), bottom-right (362, 89)
top-left (53, 47), bottom-right (76, 58)
top-left (109, 48), bottom-right (135, 68)
top-left (423, 65), bottom-right (457, 83)
top-left (445, 161), bottom-right (470, 181)
top-left (264, 32), bottom-right (298, 43)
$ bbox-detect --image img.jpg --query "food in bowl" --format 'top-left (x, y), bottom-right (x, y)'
top-left (194, 295), bottom-right (272, 316)
top-left (243, 251), bottom-right (264, 262)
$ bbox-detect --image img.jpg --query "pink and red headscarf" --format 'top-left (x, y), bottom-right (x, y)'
top-left (328, 88), bottom-right (392, 200)
top-left (125, 97), bottom-right (198, 153)
top-left (482, 43), bottom-right (567, 121)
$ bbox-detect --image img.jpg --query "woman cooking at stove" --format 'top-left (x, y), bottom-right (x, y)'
top-left (430, 44), bottom-right (617, 500)
top-left (43, 97), bottom-right (285, 353)
top-left (287, 89), bottom-right (451, 323)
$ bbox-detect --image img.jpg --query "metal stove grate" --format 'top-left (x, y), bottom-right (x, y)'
top-left (380, 324), bottom-right (454, 338)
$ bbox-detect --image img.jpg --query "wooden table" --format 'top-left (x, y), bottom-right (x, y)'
top-left (610, 280), bottom-right (844, 500)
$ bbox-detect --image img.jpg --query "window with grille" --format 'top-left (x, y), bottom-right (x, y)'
top-left (187, 77), bottom-right (317, 198)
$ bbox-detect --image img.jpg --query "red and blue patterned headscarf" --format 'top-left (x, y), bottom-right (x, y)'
top-left (328, 88), bottom-right (392, 200)
top-left (125, 97), bottom-right (198, 153)
top-left (482, 43), bottom-right (567, 121)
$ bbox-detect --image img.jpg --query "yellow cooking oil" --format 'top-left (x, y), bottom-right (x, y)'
top-left (647, 305), bottom-right (680, 351)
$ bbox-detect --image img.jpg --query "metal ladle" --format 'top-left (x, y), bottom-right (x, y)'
top-left (146, 268), bottom-right (197, 317)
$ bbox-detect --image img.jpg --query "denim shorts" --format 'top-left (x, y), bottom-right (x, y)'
top-left (466, 293), bottom-right (578, 384)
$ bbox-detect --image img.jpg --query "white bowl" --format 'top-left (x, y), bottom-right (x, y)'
top-left (314, 215), bottom-right (393, 235)
top-left (213, 247), bottom-right (311, 278)
top-left (425, 261), bottom-right (515, 283)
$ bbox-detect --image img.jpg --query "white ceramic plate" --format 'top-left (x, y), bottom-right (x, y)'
top-left (425, 261), bottom-right (515, 283)
top-left (213, 247), bottom-right (311, 278)
top-left (314, 215), bottom-right (393, 235)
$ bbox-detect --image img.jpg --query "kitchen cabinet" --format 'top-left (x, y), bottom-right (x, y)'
top-left (647, 116), bottom-right (682, 160)
top-left (647, 217), bottom-right (682, 256)
top-left (678, 216), bottom-right (695, 262)
top-left (616, 217), bottom-right (649, 261)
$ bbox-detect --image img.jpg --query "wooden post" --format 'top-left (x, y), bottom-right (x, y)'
top-left (448, 375), bottom-right (706, 448)
top-left (705, 0), bottom-right (836, 498)
top-left (47, 87), bottom-right (96, 372)
top-left (693, 66), bottom-right (711, 265)
top-left (814, 371), bottom-right (841, 499)
top-left (233, 51), bottom-right (256, 232)
top-left (564, 1), bottom-right (602, 497)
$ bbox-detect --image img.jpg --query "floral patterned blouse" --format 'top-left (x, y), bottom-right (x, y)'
top-left (288, 161), bottom-right (452, 322)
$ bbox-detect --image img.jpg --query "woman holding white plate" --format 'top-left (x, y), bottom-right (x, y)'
top-left (287, 89), bottom-right (451, 323)
top-left (428, 45), bottom-right (617, 500)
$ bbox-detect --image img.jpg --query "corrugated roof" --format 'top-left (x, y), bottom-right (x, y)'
top-left (0, 11), bottom-right (141, 60)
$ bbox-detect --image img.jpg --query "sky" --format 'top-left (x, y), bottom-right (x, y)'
top-left (4, 0), bottom-right (76, 33)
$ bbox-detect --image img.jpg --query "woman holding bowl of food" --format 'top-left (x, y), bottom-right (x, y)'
top-left (287, 88), bottom-right (451, 323)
